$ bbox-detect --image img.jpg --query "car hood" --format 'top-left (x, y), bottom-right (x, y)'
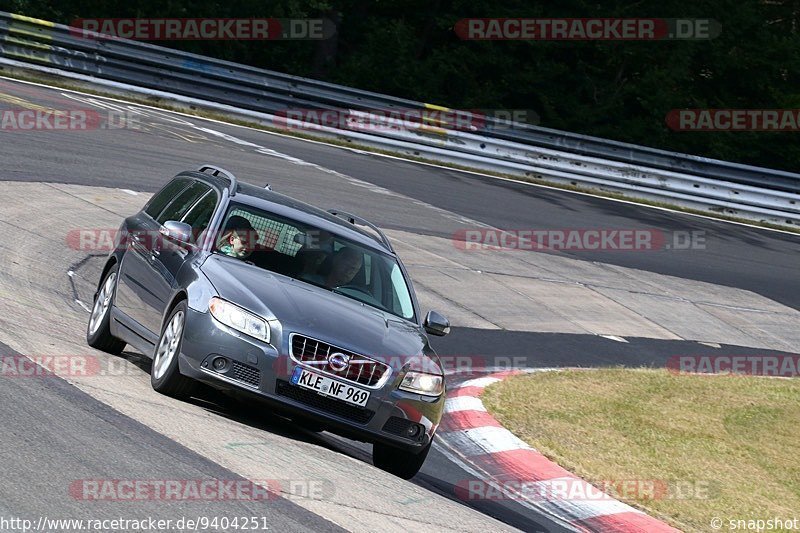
top-left (201, 255), bottom-right (430, 360)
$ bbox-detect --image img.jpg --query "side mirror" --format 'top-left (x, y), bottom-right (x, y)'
top-left (424, 310), bottom-right (450, 337)
top-left (161, 220), bottom-right (193, 244)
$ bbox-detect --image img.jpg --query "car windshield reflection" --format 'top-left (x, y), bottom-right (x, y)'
top-left (212, 203), bottom-right (416, 321)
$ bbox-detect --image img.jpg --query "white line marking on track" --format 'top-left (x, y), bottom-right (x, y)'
top-left (698, 341), bottom-right (722, 348)
top-left (599, 334), bottom-right (628, 343)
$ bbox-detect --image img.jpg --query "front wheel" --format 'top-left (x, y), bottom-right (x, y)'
top-left (151, 301), bottom-right (196, 398)
top-left (373, 439), bottom-right (432, 480)
top-left (86, 265), bottom-right (126, 354)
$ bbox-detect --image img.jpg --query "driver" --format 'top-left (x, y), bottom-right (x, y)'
top-left (303, 247), bottom-right (363, 289)
top-left (327, 247), bottom-right (363, 288)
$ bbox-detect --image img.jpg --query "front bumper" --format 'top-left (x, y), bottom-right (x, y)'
top-left (178, 308), bottom-right (443, 452)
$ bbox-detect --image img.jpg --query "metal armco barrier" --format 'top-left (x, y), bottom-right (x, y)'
top-left (1, 11), bottom-right (799, 227)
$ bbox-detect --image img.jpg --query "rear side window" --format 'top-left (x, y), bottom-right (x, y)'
top-left (157, 182), bottom-right (211, 224)
top-left (145, 178), bottom-right (190, 219)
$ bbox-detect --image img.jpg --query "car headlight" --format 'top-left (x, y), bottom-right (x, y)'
top-left (399, 371), bottom-right (444, 396)
top-left (208, 297), bottom-right (270, 343)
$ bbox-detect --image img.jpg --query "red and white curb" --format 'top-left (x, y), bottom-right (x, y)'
top-left (436, 371), bottom-right (679, 533)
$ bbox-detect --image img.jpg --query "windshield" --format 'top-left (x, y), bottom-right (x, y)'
top-left (212, 203), bottom-right (416, 321)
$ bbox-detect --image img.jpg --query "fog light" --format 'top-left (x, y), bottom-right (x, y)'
top-left (212, 357), bottom-right (228, 371)
top-left (406, 424), bottom-right (422, 438)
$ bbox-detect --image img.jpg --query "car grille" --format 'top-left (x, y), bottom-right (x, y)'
top-left (275, 380), bottom-right (374, 424)
top-left (230, 361), bottom-right (260, 387)
top-left (290, 334), bottom-right (390, 387)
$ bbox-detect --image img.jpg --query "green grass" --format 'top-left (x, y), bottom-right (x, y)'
top-left (482, 369), bottom-right (800, 532)
top-left (1, 66), bottom-right (798, 235)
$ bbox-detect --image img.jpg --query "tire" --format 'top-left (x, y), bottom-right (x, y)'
top-left (373, 438), bottom-right (432, 480)
top-left (86, 265), bottom-right (126, 355)
top-left (150, 300), bottom-right (196, 398)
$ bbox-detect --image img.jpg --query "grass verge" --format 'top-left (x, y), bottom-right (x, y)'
top-left (482, 369), bottom-right (800, 532)
top-left (1, 66), bottom-right (798, 234)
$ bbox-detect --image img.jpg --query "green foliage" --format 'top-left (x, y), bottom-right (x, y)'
top-left (3, 0), bottom-right (798, 171)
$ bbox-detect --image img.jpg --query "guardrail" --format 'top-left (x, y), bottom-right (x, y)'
top-left (1, 11), bottom-right (799, 227)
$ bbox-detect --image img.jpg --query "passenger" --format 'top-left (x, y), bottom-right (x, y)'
top-left (217, 215), bottom-right (259, 259)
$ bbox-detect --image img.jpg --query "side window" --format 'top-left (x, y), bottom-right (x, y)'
top-left (389, 263), bottom-right (414, 320)
top-left (182, 190), bottom-right (218, 242)
top-left (145, 178), bottom-right (190, 220)
top-left (157, 182), bottom-right (211, 224)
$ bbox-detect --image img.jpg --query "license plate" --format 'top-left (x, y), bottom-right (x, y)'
top-left (290, 367), bottom-right (370, 407)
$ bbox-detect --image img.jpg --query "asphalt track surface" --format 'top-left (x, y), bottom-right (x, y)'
top-left (0, 338), bottom-right (343, 532)
top-left (0, 76), bottom-right (798, 532)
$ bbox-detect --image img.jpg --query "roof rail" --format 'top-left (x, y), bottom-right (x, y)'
top-left (327, 209), bottom-right (394, 252)
top-left (198, 164), bottom-right (238, 197)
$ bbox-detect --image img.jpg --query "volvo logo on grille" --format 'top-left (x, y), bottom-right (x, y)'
top-left (327, 352), bottom-right (350, 372)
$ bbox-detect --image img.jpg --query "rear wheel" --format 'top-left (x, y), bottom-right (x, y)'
top-left (151, 301), bottom-right (196, 398)
top-left (86, 265), bottom-right (126, 354)
top-left (373, 439), bottom-right (432, 480)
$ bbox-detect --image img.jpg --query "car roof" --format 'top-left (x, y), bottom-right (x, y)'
top-left (190, 175), bottom-right (394, 255)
